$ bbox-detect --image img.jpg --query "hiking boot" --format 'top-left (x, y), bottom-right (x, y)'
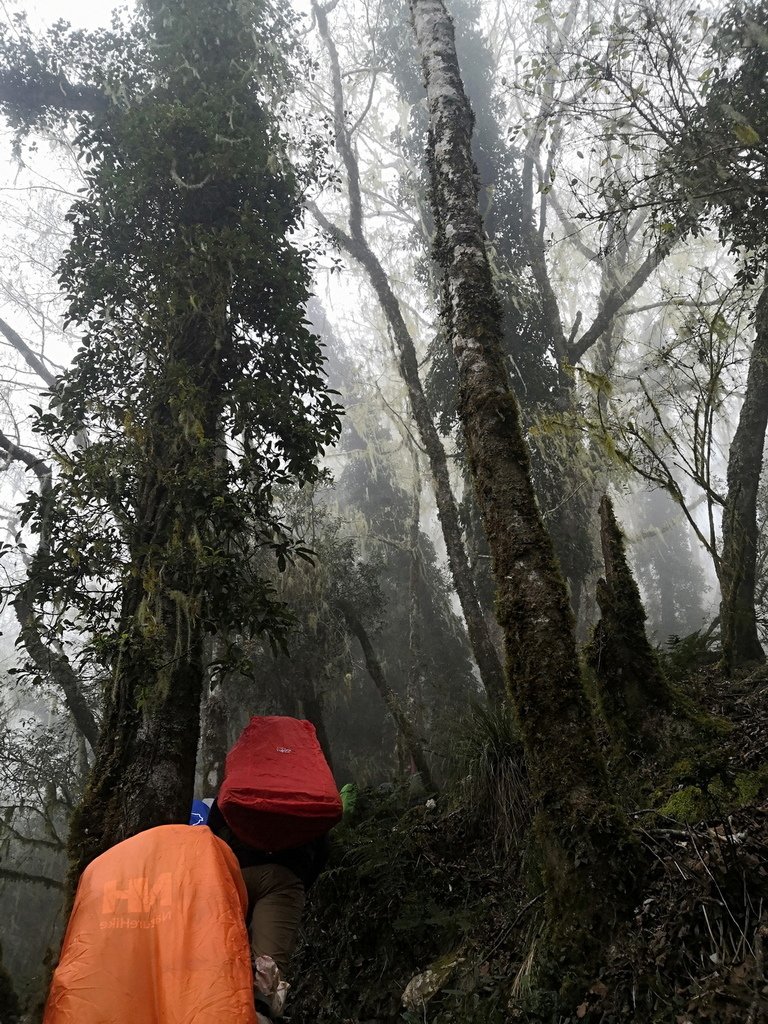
top-left (252, 954), bottom-right (289, 1019)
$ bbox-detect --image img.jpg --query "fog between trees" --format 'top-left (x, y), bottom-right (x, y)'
top-left (0, 0), bottom-right (766, 1017)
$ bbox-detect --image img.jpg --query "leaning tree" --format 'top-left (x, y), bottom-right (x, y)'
top-left (687, 0), bottom-right (768, 671)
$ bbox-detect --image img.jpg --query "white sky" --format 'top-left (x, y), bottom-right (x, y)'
top-left (18, 0), bottom-right (120, 29)
top-left (20, 0), bottom-right (313, 29)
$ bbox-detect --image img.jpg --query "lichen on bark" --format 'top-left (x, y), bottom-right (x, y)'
top-left (719, 277), bottom-right (768, 672)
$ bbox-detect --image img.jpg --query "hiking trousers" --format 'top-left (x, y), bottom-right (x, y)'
top-left (240, 863), bottom-right (306, 975)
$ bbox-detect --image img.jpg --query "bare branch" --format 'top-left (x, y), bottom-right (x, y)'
top-left (0, 433), bottom-right (100, 749)
top-left (0, 428), bottom-right (51, 492)
top-left (0, 865), bottom-right (65, 890)
top-left (0, 72), bottom-right (109, 118)
top-left (569, 232), bottom-right (680, 364)
top-left (0, 317), bottom-right (57, 388)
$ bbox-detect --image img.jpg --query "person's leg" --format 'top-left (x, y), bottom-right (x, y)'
top-left (240, 864), bottom-right (306, 973)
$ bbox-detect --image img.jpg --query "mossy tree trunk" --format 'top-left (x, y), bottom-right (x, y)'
top-left (408, 0), bottom-right (638, 976)
top-left (586, 495), bottom-right (673, 751)
top-left (720, 278), bottom-right (768, 672)
top-left (68, 300), bottom-right (227, 882)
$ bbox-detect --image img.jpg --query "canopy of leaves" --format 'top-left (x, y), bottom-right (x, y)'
top-left (661, 0), bottom-right (768, 278)
top-left (0, 0), bottom-right (342, 671)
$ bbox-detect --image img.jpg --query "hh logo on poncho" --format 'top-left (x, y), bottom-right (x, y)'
top-left (100, 871), bottom-right (173, 928)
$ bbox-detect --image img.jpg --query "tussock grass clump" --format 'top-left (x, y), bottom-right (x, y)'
top-left (453, 701), bottom-right (532, 857)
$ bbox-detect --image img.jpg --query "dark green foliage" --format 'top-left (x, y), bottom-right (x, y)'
top-left (0, 0), bottom-right (341, 678)
top-left (624, 0), bottom-right (767, 280)
top-left (0, 0), bottom-right (345, 877)
top-left (675, 0), bottom-right (768, 279)
top-left (293, 787), bottom-right (534, 1024)
top-left (659, 629), bottom-right (720, 684)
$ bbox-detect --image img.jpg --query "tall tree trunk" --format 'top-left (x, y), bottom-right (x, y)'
top-left (198, 654), bottom-right (229, 795)
top-left (720, 278), bottom-right (768, 671)
top-left (339, 600), bottom-right (435, 792)
top-left (312, 0), bottom-right (506, 705)
top-left (408, 0), bottom-right (637, 981)
top-left (67, 302), bottom-right (226, 885)
top-left (299, 668), bottom-right (336, 778)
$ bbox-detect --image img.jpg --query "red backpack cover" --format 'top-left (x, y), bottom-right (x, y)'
top-left (218, 716), bottom-right (342, 852)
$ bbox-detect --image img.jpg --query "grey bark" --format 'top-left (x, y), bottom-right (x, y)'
top-left (0, 318), bottom-right (57, 388)
top-left (720, 278), bottom-right (768, 670)
top-left (0, 430), bottom-right (100, 750)
top-left (568, 232), bottom-right (679, 364)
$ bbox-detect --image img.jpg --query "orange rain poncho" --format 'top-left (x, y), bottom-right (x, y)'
top-left (44, 824), bottom-right (258, 1024)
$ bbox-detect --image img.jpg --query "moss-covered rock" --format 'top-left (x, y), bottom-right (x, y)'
top-left (657, 764), bottom-right (768, 822)
top-left (658, 785), bottom-right (710, 822)
top-left (734, 764), bottom-right (768, 803)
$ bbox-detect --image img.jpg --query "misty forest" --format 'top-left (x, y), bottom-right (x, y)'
top-left (0, 0), bottom-right (766, 1019)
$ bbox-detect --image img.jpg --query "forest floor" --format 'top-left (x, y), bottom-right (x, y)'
top-left (294, 665), bottom-right (768, 1023)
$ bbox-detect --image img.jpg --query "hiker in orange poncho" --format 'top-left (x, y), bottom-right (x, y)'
top-left (43, 824), bottom-right (258, 1024)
